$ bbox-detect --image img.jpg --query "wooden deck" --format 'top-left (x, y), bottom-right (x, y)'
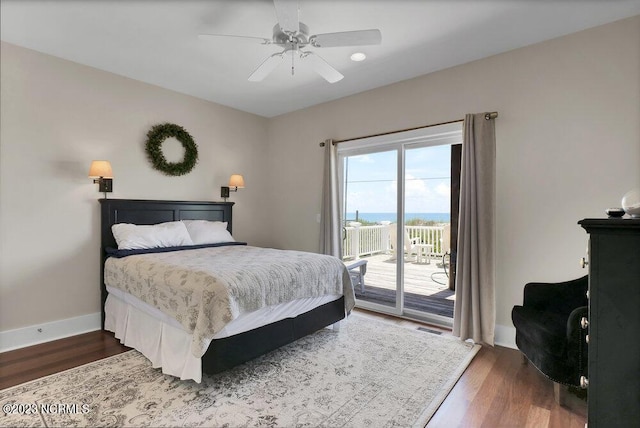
top-left (348, 252), bottom-right (455, 318)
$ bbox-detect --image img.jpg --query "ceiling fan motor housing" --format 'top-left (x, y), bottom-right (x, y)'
top-left (273, 22), bottom-right (310, 47)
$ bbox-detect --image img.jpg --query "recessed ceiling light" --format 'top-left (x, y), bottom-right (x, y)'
top-left (350, 52), bottom-right (366, 62)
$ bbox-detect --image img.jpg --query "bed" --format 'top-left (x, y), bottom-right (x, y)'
top-left (100, 199), bottom-right (354, 382)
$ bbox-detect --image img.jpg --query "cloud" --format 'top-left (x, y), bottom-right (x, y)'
top-left (405, 174), bottom-right (431, 197)
top-left (353, 154), bottom-right (375, 164)
top-left (349, 174), bottom-right (448, 213)
top-left (435, 182), bottom-right (450, 196)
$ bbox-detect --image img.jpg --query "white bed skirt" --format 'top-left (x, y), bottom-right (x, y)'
top-left (105, 294), bottom-right (204, 382)
top-left (104, 291), bottom-right (343, 383)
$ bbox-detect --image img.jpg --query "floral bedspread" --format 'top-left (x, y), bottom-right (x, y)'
top-left (104, 245), bottom-right (354, 357)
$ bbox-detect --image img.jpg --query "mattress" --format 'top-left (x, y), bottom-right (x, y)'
top-left (106, 285), bottom-right (341, 339)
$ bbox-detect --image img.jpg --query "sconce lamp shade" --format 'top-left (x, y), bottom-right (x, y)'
top-left (88, 160), bottom-right (113, 178)
top-left (221, 174), bottom-right (245, 201)
top-left (89, 160), bottom-right (113, 196)
top-left (228, 174), bottom-right (245, 188)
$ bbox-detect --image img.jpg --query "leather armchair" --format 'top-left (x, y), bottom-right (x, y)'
top-left (511, 276), bottom-right (588, 388)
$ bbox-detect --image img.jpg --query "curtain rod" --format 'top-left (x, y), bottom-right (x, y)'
top-left (319, 112), bottom-right (498, 147)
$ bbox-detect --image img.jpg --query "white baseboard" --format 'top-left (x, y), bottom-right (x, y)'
top-left (494, 323), bottom-right (517, 349)
top-left (0, 312), bottom-right (101, 353)
top-left (0, 313), bottom-right (516, 353)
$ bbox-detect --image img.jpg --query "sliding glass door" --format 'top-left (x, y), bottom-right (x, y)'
top-left (338, 122), bottom-right (462, 325)
top-left (403, 144), bottom-right (454, 318)
top-left (342, 150), bottom-right (398, 309)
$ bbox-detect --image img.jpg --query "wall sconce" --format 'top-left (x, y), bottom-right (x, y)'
top-left (88, 160), bottom-right (113, 197)
top-left (221, 174), bottom-right (245, 201)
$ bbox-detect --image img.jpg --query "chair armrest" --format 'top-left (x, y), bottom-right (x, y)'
top-left (522, 276), bottom-right (588, 313)
top-left (345, 259), bottom-right (367, 275)
top-left (566, 305), bottom-right (589, 376)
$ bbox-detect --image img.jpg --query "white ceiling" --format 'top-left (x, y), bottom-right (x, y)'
top-left (2, 1), bottom-right (639, 118)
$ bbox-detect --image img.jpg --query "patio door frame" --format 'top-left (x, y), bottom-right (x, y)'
top-left (337, 122), bottom-right (462, 326)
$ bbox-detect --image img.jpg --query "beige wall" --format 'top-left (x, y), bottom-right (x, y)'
top-left (266, 16), bottom-right (640, 343)
top-left (0, 42), bottom-right (270, 332)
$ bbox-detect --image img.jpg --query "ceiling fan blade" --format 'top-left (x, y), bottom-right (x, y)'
top-left (311, 29), bottom-right (382, 48)
top-left (199, 34), bottom-right (271, 44)
top-left (301, 52), bottom-right (343, 83)
top-left (273, 0), bottom-right (299, 34)
top-left (248, 52), bottom-right (285, 82)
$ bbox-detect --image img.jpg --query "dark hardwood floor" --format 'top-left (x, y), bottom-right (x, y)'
top-left (0, 312), bottom-right (586, 427)
top-left (428, 346), bottom-right (587, 428)
top-left (0, 330), bottom-right (129, 390)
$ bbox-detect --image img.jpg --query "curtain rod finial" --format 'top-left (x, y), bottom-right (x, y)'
top-left (484, 112), bottom-right (498, 120)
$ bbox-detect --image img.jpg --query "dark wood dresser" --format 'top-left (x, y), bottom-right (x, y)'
top-left (579, 218), bottom-right (640, 427)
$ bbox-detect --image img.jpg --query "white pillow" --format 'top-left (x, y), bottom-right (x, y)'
top-left (182, 220), bottom-right (235, 245)
top-left (112, 221), bottom-right (194, 250)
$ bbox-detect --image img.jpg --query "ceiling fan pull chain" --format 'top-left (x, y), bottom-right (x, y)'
top-left (291, 49), bottom-right (295, 75)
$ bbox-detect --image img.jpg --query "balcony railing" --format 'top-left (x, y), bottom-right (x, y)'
top-left (343, 223), bottom-right (447, 260)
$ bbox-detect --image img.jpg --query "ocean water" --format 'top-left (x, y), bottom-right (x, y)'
top-left (346, 212), bottom-right (450, 223)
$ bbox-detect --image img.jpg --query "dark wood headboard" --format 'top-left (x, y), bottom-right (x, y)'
top-left (99, 198), bottom-right (234, 327)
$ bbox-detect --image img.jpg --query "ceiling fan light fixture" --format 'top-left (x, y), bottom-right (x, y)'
top-left (350, 52), bottom-right (366, 62)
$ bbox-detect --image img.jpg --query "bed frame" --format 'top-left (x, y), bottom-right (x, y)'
top-left (99, 198), bottom-right (345, 374)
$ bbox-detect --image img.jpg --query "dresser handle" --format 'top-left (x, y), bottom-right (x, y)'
top-left (585, 334), bottom-right (589, 344)
top-left (586, 290), bottom-right (589, 299)
top-left (580, 376), bottom-right (589, 389)
top-left (580, 257), bottom-right (589, 268)
top-left (581, 317), bottom-right (589, 329)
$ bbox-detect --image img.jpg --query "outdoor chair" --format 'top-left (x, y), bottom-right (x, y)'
top-left (388, 226), bottom-right (420, 261)
top-left (345, 259), bottom-right (367, 294)
top-left (511, 276), bottom-right (588, 404)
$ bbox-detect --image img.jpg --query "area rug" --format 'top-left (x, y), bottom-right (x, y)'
top-left (0, 314), bottom-right (479, 427)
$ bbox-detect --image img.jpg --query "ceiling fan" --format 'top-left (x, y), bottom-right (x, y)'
top-left (199, 0), bottom-right (382, 83)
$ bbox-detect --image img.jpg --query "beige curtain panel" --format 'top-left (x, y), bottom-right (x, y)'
top-left (319, 139), bottom-right (342, 257)
top-left (453, 113), bottom-right (496, 346)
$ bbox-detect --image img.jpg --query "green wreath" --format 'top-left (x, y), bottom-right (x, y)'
top-left (145, 123), bottom-right (198, 176)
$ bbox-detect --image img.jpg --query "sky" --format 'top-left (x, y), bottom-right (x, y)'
top-left (343, 144), bottom-right (451, 214)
